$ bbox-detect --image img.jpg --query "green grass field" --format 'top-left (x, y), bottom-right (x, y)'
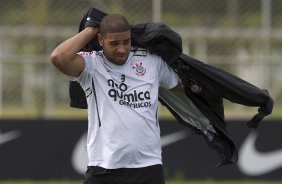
top-left (0, 181), bottom-right (282, 184)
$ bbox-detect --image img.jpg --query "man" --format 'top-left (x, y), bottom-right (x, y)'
top-left (50, 13), bottom-right (179, 184)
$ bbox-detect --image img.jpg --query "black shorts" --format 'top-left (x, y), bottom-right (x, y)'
top-left (83, 164), bottom-right (165, 184)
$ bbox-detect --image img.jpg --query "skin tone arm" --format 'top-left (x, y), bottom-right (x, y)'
top-left (50, 27), bottom-right (99, 77)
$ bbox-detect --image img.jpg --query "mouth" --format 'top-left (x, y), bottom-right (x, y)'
top-left (113, 55), bottom-right (127, 65)
top-left (116, 55), bottom-right (128, 61)
top-left (116, 54), bottom-right (126, 58)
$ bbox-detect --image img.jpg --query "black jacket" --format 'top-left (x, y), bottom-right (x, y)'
top-left (69, 8), bottom-right (273, 167)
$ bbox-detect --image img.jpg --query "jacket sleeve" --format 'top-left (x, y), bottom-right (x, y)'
top-left (178, 54), bottom-right (273, 128)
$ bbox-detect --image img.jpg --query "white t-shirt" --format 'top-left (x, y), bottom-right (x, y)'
top-left (70, 48), bottom-right (179, 169)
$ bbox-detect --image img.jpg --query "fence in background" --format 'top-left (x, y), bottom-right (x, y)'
top-left (0, 0), bottom-right (281, 118)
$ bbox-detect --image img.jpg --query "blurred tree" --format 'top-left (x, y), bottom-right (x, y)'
top-left (227, 0), bottom-right (238, 27)
top-left (25, 0), bottom-right (50, 25)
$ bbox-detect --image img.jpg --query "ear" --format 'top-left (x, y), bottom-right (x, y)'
top-left (97, 33), bottom-right (103, 46)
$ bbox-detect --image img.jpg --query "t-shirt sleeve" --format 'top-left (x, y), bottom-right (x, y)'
top-left (157, 56), bottom-right (179, 89)
top-left (68, 51), bottom-right (96, 88)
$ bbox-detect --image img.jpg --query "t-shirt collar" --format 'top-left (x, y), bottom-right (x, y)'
top-left (101, 51), bottom-right (134, 69)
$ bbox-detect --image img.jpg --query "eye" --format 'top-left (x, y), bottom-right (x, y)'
top-left (123, 39), bottom-right (131, 45)
top-left (110, 42), bottom-right (118, 47)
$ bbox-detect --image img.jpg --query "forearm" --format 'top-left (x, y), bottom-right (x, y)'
top-left (50, 27), bottom-right (99, 63)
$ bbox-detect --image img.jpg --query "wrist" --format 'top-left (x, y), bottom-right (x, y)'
top-left (83, 27), bottom-right (99, 38)
top-left (84, 26), bottom-right (99, 32)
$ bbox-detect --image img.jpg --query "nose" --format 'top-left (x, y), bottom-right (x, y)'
top-left (116, 46), bottom-right (127, 54)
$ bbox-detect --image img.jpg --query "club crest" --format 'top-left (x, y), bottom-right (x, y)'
top-left (132, 61), bottom-right (146, 76)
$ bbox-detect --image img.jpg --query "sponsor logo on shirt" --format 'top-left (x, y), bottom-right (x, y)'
top-left (133, 49), bottom-right (147, 57)
top-left (78, 51), bottom-right (96, 55)
top-left (107, 79), bottom-right (151, 108)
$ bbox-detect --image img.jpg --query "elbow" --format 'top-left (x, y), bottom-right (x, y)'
top-left (50, 50), bottom-right (64, 68)
top-left (50, 50), bottom-right (59, 64)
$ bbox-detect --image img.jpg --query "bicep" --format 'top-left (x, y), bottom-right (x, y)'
top-left (52, 54), bottom-right (86, 77)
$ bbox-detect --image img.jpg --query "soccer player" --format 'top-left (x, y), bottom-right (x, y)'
top-left (50, 12), bottom-right (179, 184)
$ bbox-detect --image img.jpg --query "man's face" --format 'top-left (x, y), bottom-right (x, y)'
top-left (98, 31), bottom-right (131, 65)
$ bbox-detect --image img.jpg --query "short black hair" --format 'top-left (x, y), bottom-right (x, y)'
top-left (99, 14), bottom-right (131, 37)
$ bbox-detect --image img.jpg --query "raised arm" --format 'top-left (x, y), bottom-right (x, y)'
top-left (50, 27), bottom-right (99, 77)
